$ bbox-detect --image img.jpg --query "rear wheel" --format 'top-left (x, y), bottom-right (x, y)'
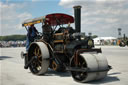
top-left (28, 42), bottom-right (49, 75)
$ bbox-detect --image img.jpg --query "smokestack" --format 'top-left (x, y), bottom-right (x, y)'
top-left (73, 5), bottom-right (82, 33)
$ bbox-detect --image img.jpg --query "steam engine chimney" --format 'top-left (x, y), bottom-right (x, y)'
top-left (73, 5), bottom-right (82, 33)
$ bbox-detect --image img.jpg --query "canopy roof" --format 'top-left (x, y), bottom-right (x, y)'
top-left (22, 13), bottom-right (74, 26)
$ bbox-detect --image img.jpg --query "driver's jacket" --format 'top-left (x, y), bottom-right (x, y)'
top-left (26, 26), bottom-right (38, 51)
top-left (27, 26), bottom-right (38, 42)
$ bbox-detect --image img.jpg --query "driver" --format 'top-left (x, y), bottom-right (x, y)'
top-left (26, 24), bottom-right (38, 51)
top-left (42, 23), bottom-right (52, 42)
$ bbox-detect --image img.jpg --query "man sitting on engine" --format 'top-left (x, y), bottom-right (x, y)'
top-left (42, 23), bottom-right (52, 42)
top-left (26, 24), bottom-right (38, 51)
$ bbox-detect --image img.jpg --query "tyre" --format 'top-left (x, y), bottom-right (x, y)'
top-left (28, 42), bottom-right (50, 75)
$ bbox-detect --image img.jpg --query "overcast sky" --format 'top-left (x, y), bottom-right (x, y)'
top-left (0, 0), bottom-right (128, 37)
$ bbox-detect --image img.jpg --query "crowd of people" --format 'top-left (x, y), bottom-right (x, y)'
top-left (0, 41), bottom-right (26, 48)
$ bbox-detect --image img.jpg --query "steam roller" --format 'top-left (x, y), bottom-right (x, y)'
top-left (21, 5), bottom-right (111, 83)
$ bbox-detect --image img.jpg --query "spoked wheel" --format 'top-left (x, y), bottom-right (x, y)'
top-left (28, 42), bottom-right (49, 75)
top-left (70, 53), bottom-right (109, 82)
top-left (70, 55), bottom-right (87, 82)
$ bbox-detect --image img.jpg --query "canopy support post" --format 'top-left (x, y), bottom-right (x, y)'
top-left (25, 26), bottom-right (28, 32)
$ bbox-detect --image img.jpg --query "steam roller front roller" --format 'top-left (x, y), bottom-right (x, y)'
top-left (28, 42), bottom-right (49, 75)
top-left (70, 53), bottom-right (109, 83)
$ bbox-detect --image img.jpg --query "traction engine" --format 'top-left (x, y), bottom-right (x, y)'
top-left (21, 6), bottom-right (111, 82)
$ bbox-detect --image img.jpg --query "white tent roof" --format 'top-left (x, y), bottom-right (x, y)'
top-left (94, 37), bottom-right (117, 40)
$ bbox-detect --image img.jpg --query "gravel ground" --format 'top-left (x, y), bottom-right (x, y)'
top-left (0, 46), bottom-right (128, 85)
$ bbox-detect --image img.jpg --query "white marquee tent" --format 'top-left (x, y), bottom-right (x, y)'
top-left (94, 37), bottom-right (117, 45)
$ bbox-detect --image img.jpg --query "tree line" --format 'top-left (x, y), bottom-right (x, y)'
top-left (0, 35), bottom-right (26, 41)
